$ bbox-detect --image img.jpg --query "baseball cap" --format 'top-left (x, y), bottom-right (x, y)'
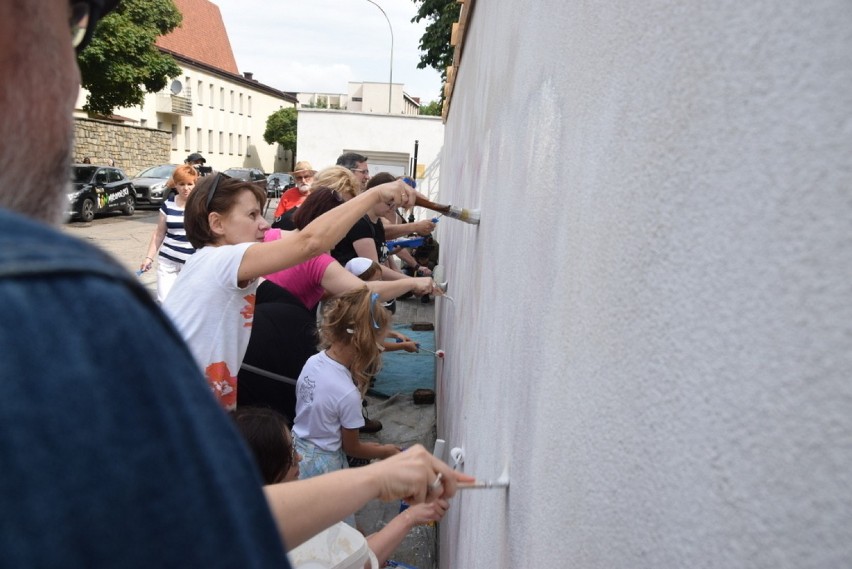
top-left (344, 258), bottom-right (375, 278)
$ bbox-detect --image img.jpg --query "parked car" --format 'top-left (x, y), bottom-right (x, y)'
top-left (266, 172), bottom-right (295, 197)
top-left (130, 164), bottom-right (179, 206)
top-left (223, 167), bottom-right (267, 186)
top-left (67, 164), bottom-right (136, 222)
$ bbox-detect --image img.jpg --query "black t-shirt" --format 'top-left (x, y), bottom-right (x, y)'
top-left (331, 215), bottom-right (387, 266)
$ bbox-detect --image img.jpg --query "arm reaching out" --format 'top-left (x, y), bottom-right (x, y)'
top-left (261, 445), bottom-right (473, 549)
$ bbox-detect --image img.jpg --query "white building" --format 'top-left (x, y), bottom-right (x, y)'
top-left (297, 82), bottom-right (421, 115)
top-left (296, 108), bottom-right (443, 214)
top-left (74, 0), bottom-right (297, 176)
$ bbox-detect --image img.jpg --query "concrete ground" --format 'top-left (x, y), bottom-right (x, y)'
top-left (63, 202), bottom-right (439, 569)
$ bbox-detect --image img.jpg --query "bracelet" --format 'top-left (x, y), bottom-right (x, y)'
top-left (145, 256), bottom-right (154, 261)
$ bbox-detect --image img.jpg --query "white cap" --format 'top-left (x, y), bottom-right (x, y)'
top-left (344, 257), bottom-right (374, 278)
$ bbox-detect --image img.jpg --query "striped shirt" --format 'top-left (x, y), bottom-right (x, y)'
top-left (158, 196), bottom-right (195, 264)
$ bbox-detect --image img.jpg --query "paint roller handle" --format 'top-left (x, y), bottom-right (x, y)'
top-left (386, 236), bottom-right (426, 250)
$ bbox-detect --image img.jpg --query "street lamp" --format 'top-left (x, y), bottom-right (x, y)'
top-left (364, 0), bottom-right (393, 113)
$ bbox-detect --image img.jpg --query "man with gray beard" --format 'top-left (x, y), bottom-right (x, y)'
top-left (0, 2), bottom-right (465, 567)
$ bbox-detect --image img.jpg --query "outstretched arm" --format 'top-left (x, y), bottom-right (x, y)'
top-left (238, 181), bottom-right (415, 282)
top-left (366, 500), bottom-right (449, 566)
top-left (262, 445), bottom-right (472, 549)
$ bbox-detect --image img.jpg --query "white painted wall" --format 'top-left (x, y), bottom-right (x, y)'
top-left (437, 1), bottom-right (852, 567)
top-left (296, 109), bottom-right (444, 216)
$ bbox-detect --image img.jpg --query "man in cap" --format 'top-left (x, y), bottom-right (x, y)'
top-left (185, 151), bottom-right (212, 175)
top-left (0, 2), bottom-right (463, 566)
top-left (273, 159), bottom-right (316, 219)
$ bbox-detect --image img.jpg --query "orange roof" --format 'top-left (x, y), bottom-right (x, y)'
top-left (156, 0), bottom-right (239, 74)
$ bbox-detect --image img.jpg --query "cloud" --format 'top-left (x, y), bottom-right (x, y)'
top-left (215, 0), bottom-right (443, 102)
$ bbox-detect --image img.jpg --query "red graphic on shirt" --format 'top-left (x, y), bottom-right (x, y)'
top-left (205, 361), bottom-right (237, 409)
top-left (241, 293), bottom-right (256, 328)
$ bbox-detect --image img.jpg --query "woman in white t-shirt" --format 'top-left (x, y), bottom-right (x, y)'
top-left (293, 288), bottom-right (401, 479)
top-left (163, 173), bottom-right (417, 410)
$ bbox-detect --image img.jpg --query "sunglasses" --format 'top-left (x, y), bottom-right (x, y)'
top-left (205, 173), bottom-right (225, 211)
top-left (70, 1), bottom-right (113, 52)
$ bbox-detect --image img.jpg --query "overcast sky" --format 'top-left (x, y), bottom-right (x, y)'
top-left (214, 0), bottom-right (444, 103)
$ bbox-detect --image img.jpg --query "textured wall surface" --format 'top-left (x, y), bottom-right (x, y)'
top-left (436, 2), bottom-right (852, 567)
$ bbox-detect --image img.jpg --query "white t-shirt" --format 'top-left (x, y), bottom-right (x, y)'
top-left (292, 351), bottom-right (365, 452)
top-left (164, 243), bottom-right (257, 410)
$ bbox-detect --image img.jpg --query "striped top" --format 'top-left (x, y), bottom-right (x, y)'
top-left (158, 196), bottom-right (195, 264)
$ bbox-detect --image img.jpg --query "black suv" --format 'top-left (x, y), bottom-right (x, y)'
top-left (67, 165), bottom-right (136, 222)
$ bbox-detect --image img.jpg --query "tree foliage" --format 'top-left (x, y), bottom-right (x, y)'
top-left (419, 100), bottom-right (442, 116)
top-left (78, 0), bottom-right (183, 116)
top-left (264, 108), bottom-right (298, 154)
top-left (411, 0), bottom-right (461, 101)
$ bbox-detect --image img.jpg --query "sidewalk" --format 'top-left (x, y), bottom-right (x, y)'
top-left (357, 297), bottom-right (439, 569)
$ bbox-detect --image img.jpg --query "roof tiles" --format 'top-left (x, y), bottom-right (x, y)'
top-left (156, 0), bottom-right (239, 74)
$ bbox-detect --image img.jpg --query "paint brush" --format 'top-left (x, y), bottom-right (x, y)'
top-left (456, 480), bottom-right (510, 490)
top-left (457, 466), bottom-right (510, 490)
top-left (414, 195), bottom-right (480, 225)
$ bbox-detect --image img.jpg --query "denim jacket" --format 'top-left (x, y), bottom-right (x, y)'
top-left (0, 209), bottom-right (289, 567)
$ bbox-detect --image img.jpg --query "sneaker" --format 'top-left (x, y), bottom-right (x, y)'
top-left (359, 418), bottom-right (383, 433)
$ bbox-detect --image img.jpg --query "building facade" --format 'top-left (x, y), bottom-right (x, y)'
top-left (73, 0), bottom-right (296, 177)
top-left (297, 81), bottom-right (420, 115)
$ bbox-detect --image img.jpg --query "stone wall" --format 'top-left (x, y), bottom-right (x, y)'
top-left (73, 118), bottom-right (171, 177)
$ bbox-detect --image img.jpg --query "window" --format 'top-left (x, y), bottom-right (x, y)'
top-left (238, 134), bottom-right (243, 155)
top-left (246, 136), bottom-right (252, 157)
top-left (239, 93), bottom-right (243, 115)
top-left (230, 90), bottom-right (234, 113)
top-left (228, 133), bottom-right (233, 155)
top-left (208, 129), bottom-right (214, 152)
top-left (184, 126), bottom-right (190, 151)
top-left (171, 124), bottom-right (178, 150)
top-left (197, 80), bottom-right (203, 105)
top-left (219, 87), bottom-right (224, 110)
top-left (218, 131), bottom-right (223, 154)
top-left (248, 96), bottom-right (252, 117)
top-left (197, 128), bottom-right (202, 151)
top-left (209, 84), bottom-right (214, 108)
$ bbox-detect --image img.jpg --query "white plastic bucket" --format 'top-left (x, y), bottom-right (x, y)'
top-left (289, 522), bottom-right (379, 569)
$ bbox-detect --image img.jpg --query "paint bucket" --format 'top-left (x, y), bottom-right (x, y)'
top-left (288, 521), bottom-right (379, 569)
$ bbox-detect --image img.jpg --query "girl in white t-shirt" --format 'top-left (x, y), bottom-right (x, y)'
top-left (293, 288), bottom-right (402, 479)
top-left (163, 174), bottom-right (417, 410)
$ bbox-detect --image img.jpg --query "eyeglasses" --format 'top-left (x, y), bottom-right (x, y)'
top-left (350, 168), bottom-right (370, 176)
top-left (294, 175), bottom-right (312, 182)
top-left (205, 173), bottom-right (224, 211)
top-left (70, 2), bottom-right (92, 50)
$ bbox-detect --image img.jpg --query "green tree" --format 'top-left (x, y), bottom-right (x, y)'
top-left (419, 100), bottom-right (442, 116)
top-left (411, 0), bottom-right (461, 101)
top-left (78, 0), bottom-right (183, 116)
top-left (264, 107), bottom-right (298, 156)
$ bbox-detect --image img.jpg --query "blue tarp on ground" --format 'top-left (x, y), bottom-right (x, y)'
top-left (370, 325), bottom-right (436, 397)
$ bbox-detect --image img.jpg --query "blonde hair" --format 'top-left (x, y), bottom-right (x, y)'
top-left (319, 288), bottom-right (390, 391)
top-left (312, 166), bottom-right (361, 200)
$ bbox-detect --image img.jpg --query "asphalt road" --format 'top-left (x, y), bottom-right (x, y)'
top-left (61, 207), bottom-right (161, 296)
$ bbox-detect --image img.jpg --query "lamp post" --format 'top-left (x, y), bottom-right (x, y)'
top-left (364, 0), bottom-right (393, 113)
